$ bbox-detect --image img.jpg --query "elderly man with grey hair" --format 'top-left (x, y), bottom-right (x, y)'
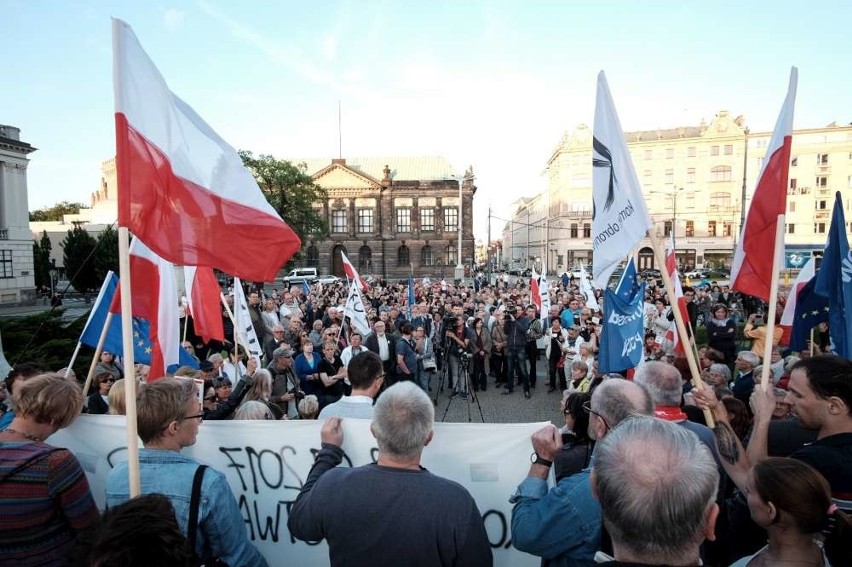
top-left (731, 350), bottom-right (759, 407)
top-left (511, 378), bottom-right (654, 566)
top-left (592, 417), bottom-right (720, 566)
top-left (288, 382), bottom-right (492, 566)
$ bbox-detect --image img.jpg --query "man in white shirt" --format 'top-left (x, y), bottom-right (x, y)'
top-left (318, 351), bottom-right (384, 419)
top-left (365, 321), bottom-right (395, 383)
top-left (340, 332), bottom-right (366, 368)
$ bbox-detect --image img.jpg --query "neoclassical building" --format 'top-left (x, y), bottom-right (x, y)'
top-left (0, 124), bottom-right (36, 304)
top-left (296, 157), bottom-right (477, 279)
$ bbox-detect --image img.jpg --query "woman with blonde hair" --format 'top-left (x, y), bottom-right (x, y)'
top-left (108, 378), bottom-right (128, 415)
top-left (241, 369), bottom-right (283, 420)
top-left (0, 373), bottom-right (100, 564)
top-left (234, 400), bottom-right (275, 420)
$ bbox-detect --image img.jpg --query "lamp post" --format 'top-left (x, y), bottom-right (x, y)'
top-left (453, 172), bottom-right (474, 283)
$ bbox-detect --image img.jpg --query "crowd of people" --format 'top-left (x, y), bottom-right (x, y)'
top-left (0, 269), bottom-right (850, 566)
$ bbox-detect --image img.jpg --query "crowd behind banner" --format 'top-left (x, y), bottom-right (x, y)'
top-left (0, 268), bottom-right (849, 567)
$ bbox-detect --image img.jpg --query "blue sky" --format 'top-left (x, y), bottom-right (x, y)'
top-left (3, 0), bottom-right (851, 239)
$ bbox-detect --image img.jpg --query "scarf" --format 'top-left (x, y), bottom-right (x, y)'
top-left (654, 405), bottom-right (687, 421)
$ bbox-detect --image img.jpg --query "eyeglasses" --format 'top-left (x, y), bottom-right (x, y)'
top-left (203, 395), bottom-right (216, 402)
top-left (180, 413), bottom-right (204, 422)
top-left (582, 401), bottom-right (610, 431)
top-left (105, 378), bottom-right (116, 383)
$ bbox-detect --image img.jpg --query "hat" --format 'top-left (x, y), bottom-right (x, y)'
top-left (273, 347), bottom-right (295, 359)
top-left (199, 360), bottom-right (214, 372)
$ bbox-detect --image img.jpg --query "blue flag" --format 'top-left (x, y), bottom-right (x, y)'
top-left (614, 258), bottom-right (640, 301)
top-left (788, 275), bottom-right (829, 352)
top-left (814, 192), bottom-right (852, 358)
top-left (79, 273), bottom-right (198, 372)
top-left (407, 275), bottom-right (415, 320)
top-left (599, 283), bottom-right (646, 373)
top-left (302, 280), bottom-right (310, 297)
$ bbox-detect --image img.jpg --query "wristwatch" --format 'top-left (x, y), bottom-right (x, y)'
top-left (530, 452), bottom-right (553, 468)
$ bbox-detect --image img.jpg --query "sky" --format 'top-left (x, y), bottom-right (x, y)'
top-left (3, 0), bottom-right (851, 241)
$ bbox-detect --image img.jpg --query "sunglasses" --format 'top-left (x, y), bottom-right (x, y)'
top-left (203, 395), bottom-right (216, 402)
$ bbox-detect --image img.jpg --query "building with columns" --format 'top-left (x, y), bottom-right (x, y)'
top-left (0, 124), bottom-right (36, 304)
top-left (507, 111), bottom-right (852, 275)
top-left (295, 157), bottom-right (477, 279)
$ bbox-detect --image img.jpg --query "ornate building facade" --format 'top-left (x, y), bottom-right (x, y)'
top-left (297, 157), bottom-right (476, 279)
top-left (0, 125), bottom-right (36, 304)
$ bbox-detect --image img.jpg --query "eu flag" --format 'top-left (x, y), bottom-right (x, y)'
top-left (615, 258), bottom-right (640, 301)
top-left (814, 192), bottom-right (852, 358)
top-left (788, 275), bottom-right (829, 352)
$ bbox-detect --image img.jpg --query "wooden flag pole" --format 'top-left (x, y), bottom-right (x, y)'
top-left (648, 230), bottom-right (714, 428)
top-left (81, 312), bottom-right (113, 398)
top-left (117, 226), bottom-right (141, 498)
top-left (220, 292), bottom-right (251, 359)
top-left (182, 312), bottom-right (189, 343)
top-left (760, 216), bottom-right (786, 389)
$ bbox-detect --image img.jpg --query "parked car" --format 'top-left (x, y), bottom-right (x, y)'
top-left (640, 268), bottom-right (662, 279)
top-left (317, 274), bottom-right (340, 285)
top-left (282, 267), bottom-right (318, 285)
top-left (685, 268), bottom-right (711, 279)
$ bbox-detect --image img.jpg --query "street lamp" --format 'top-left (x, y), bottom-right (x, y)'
top-left (453, 171), bottom-right (475, 282)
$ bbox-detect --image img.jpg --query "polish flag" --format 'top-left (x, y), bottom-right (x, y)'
top-left (184, 266), bottom-right (225, 344)
top-left (664, 234), bottom-right (691, 355)
top-left (341, 251), bottom-right (369, 291)
top-left (112, 19), bottom-right (301, 283)
top-left (530, 267), bottom-right (541, 314)
top-left (731, 68), bottom-right (798, 301)
top-left (110, 239), bottom-right (179, 381)
top-left (779, 256), bottom-right (816, 344)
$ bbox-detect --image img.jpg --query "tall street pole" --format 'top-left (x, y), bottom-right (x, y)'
top-left (739, 127), bottom-right (750, 243)
top-left (486, 204), bottom-right (492, 282)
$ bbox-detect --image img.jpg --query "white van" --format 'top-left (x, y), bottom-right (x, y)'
top-left (282, 267), bottom-right (318, 285)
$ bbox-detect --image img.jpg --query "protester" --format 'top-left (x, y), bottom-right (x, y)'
top-left (87, 371), bottom-right (115, 414)
top-left (294, 339), bottom-right (323, 398)
top-left (234, 400), bottom-right (275, 420)
top-left (240, 369), bottom-right (284, 419)
top-left (288, 382), bottom-right (492, 565)
top-left (105, 377), bottom-right (267, 567)
top-left (394, 323), bottom-right (418, 384)
top-left (297, 394), bottom-right (320, 420)
top-left (511, 379), bottom-right (654, 565)
top-left (107, 378), bottom-right (128, 415)
top-left (0, 374), bottom-right (100, 565)
top-left (504, 304), bottom-right (532, 398)
top-left (203, 372), bottom-right (253, 421)
top-left (470, 317), bottom-right (491, 392)
top-left (94, 350), bottom-right (122, 381)
top-left (554, 391), bottom-right (592, 481)
top-left (317, 341), bottom-right (347, 408)
top-left (545, 318), bottom-right (569, 393)
top-left (707, 304), bottom-right (737, 367)
top-left (267, 347), bottom-right (299, 418)
top-left (0, 362), bottom-right (49, 430)
top-left (318, 351), bottom-right (383, 419)
top-left (731, 351), bottom-right (759, 407)
top-left (592, 417), bottom-right (720, 566)
top-left (340, 332), bottom-right (365, 368)
top-left (364, 320), bottom-right (396, 384)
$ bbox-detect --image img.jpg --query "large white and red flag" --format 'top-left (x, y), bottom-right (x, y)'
top-left (112, 19), bottom-right (301, 282)
top-left (664, 234), bottom-right (691, 355)
top-left (109, 239), bottom-right (179, 381)
top-left (779, 256), bottom-right (816, 345)
top-left (530, 267), bottom-right (541, 313)
top-left (730, 68), bottom-right (798, 301)
top-left (183, 266), bottom-right (225, 344)
top-left (340, 251), bottom-right (370, 291)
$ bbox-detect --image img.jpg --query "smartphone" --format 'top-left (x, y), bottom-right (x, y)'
top-left (592, 316), bottom-right (600, 325)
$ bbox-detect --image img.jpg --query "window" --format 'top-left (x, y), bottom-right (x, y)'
top-left (665, 169), bottom-right (674, 184)
top-left (790, 178), bottom-right (797, 190)
top-left (685, 193), bottom-right (696, 209)
top-left (723, 222), bottom-right (733, 237)
top-left (582, 223), bottom-right (591, 238)
top-left (357, 209), bottom-right (374, 233)
top-left (570, 223), bottom-right (578, 238)
top-left (711, 146), bottom-right (720, 156)
top-left (446, 242), bottom-right (457, 265)
top-left (397, 245), bottom-right (410, 266)
top-left (358, 245), bottom-right (372, 271)
top-left (789, 202), bottom-right (796, 213)
top-left (815, 223), bottom-right (826, 234)
top-left (685, 221), bottom-right (694, 237)
top-left (687, 146), bottom-right (696, 158)
top-left (421, 245), bottom-right (434, 266)
top-left (710, 166), bottom-right (732, 182)
top-left (443, 207), bottom-right (458, 232)
top-left (663, 221), bottom-right (673, 236)
top-left (815, 176), bottom-right (828, 188)
top-left (708, 221), bottom-right (717, 237)
top-left (0, 250), bottom-right (11, 278)
top-left (331, 210), bottom-right (347, 233)
top-left (710, 192), bottom-right (731, 208)
top-left (306, 245), bottom-right (319, 267)
top-left (644, 149), bottom-right (653, 160)
top-left (817, 200), bottom-right (828, 210)
top-left (787, 223), bottom-right (795, 234)
top-left (666, 148), bottom-right (674, 159)
top-left (817, 153), bottom-right (829, 165)
top-left (686, 168), bottom-right (696, 183)
top-left (396, 208), bottom-right (411, 233)
top-left (791, 156), bottom-right (798, 167)
top-left (420, 208), bottom-right (435, 231)
top-left (724, 145), bottom-right (733, 155)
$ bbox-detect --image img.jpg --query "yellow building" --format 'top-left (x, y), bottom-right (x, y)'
top-left (533, 111), bottom-right (852, 273)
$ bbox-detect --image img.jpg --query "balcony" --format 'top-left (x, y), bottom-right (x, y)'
top-left (814, 211), bottom-right (830, 220)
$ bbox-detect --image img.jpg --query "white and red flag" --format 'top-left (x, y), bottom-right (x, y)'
top-left (112, 19), bottom-right (301, 282)
top-left (530, 267), bottom-right (541, 313)
top-left (109, 239), bottom-right (179, 381)
top-left (183, 266), bottom-right (225, 344)
top-left (779, 255), bottom-right (816, 344)
top-left (340, 251), bottom-right (370, 291)
top-left (664, 234), bottom-right (691, 355)
top-left (730, 68), bottom-right (798, 301)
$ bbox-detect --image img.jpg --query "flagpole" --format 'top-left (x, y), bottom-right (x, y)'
top-left (809, 327), bottom-right (815, 356)
top-left (182, 314), bottom-right (189, 343)
top-left (117, 226), bottom-right (141, 498)
top-left (64, 342), bottom-right (82, 380)
top-left (81, 312), bottom-right (113, 398)
top-left (760, 217), bottom-right (785, 389)
top-left (649, 231), bottom-right (714, 427)
top-left (219, 292), bottom-right (251, 359)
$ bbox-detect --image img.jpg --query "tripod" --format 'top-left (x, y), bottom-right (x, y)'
top-left (441, 353), bottom-right (485, 423)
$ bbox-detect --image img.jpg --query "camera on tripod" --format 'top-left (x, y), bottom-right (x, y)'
top-left (458, 351), bottom-right (473, 369)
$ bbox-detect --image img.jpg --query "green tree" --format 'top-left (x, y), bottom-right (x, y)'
top-left (33, 231), bottom-right (53, 290)
top-left (29, 201), bottom-right (86, 222)
top-left (95, 225), bottom-right (119, 283)
top-left (239, 151), bottom-right (328, 265)
top-left (62, 226), bottom-right (99, 294)
top-left (2, 310), bottom-right (91, 377)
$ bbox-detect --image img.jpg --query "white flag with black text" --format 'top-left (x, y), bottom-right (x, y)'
top-left (233, 277), bottom-right (263, 367)
top-left (344, 283), bottom-right (371, 337)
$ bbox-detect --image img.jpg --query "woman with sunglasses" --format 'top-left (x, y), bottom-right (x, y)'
top-left (87, 371), bottom-right (115, 415)
top-left (554, 391), bottom-right (593, 481)
top-left (94, 350), bottom-right (122, 381)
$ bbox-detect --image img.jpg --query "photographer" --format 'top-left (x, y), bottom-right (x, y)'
top-left (744, 312), bottom-right (782, 360)
top-left (504, 305), bottom-right (532, 398)
top-left (446, 315), bottom-right (474, 399)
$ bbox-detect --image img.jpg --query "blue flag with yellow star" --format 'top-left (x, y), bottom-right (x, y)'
top-left (788, 275), bottom-right (829, 352)
top-left (614, 258), bottom-right (640, 301)
top-left (80, 272), bottom-right (198, 371)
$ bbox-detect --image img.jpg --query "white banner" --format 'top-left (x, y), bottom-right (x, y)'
top-left (51, 416), bottom-right (546, 567)
top-left (233, 277), bottom-right (263, 366)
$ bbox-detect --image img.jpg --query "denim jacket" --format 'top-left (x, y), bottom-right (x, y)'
top-left (509, 468), bottom-right (601, 566)
top-left (106, 448), bottom-right (267, 567)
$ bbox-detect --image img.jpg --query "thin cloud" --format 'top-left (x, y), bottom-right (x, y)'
top-left (163, 8), bottom-right (186, 31)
